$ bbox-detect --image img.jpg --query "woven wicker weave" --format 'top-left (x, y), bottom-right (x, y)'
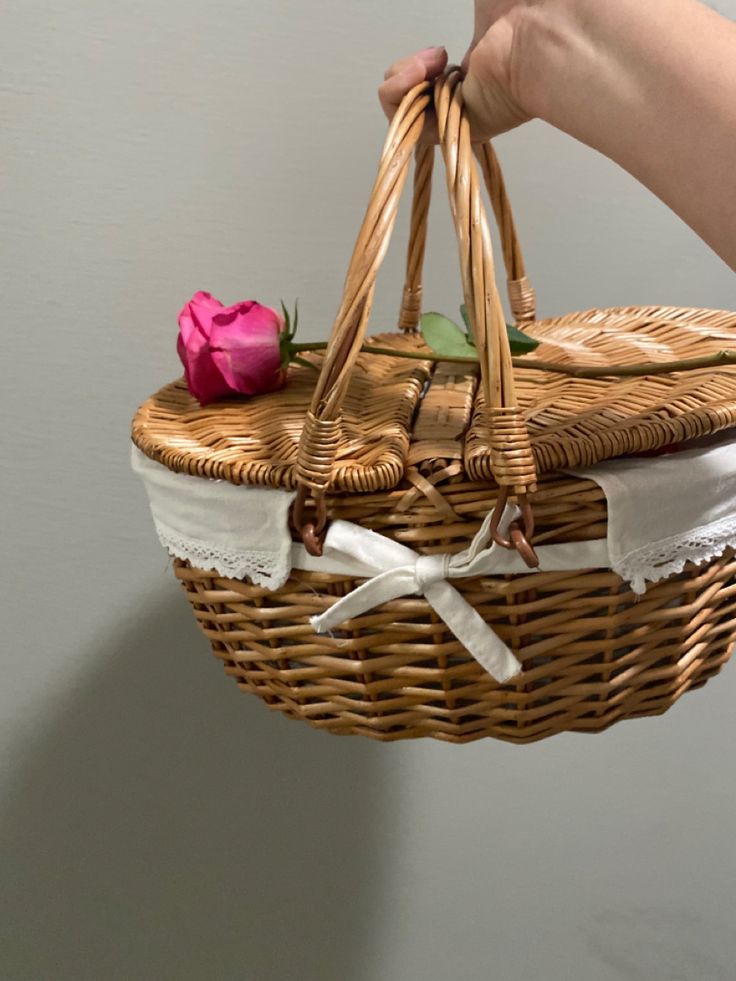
top-left (174, 528), bottom-right (736, 744)
top-left (133, 71), bottom-right (736, 742)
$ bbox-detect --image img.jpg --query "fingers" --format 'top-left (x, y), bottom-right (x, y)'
top-left (382, 46), bottom-right (446, 82)
top-left (378, 63), bottom-right (424, 120)
top-left (378, 46), bottom-right (447, 121)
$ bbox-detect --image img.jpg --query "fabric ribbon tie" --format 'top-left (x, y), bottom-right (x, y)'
top-left (309, 506), bottom-right (524, 683)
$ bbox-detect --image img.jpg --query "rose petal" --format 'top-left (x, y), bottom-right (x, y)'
top-left (177, 292), bottom-right (230, 404)
top-left (178, 291), bottom-right (223, 343)
top-left (176, 323), bottom-right (232, 404)
top-left (209, 302), bottom-right (285, 395)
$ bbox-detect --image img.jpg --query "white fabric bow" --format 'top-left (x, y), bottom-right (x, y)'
top-left (309, 506), bottom-right (524, 682)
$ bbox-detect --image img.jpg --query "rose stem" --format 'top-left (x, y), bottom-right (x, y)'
top-left (289, 342), bottom-right (736, 379)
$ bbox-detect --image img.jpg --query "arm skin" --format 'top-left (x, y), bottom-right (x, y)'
top-left (379, 0), bottom-right (736, 270)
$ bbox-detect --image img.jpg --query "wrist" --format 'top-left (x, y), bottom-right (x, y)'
top-left (509, 0), bottom-right (736, 269)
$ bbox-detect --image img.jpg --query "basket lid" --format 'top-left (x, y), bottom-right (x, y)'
top-left (464, 305), bottom-right (736, 480)
top-left (132, 332), bottom-right (433, 490)
top-left (132, 306), bottom-right (736, 491)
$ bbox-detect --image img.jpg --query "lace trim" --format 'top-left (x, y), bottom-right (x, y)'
top-left (154, 523), bottom-right (291, 589)
top-left (157, 515), bottom-right (736, 595)
top-left (615, 514), bottom-right (736, 594)
top-left (152, 507), bottom-right (736, 596)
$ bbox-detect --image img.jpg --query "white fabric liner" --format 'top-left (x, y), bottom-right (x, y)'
top-left (132, 430), bottom-right (736, 681)
top-left (131, 448), bottom-right (296, 588)
top-left (572, 431), bottom-right (736, 594)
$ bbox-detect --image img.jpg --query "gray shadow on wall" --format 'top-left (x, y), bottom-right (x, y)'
top-left (0, 590), bottom-right (388, 981)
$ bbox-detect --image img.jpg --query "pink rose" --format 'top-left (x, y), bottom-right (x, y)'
top-left (177, 291), bottom-right (286, 405)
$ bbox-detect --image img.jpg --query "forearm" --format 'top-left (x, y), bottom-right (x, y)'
top-left (519, 0), bottom-right (736, 268)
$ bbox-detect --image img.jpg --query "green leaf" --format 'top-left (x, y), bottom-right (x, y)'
top-left (421, 312), bottom-right (479, 360)
top-left (459, 303), bottom-right (539, 356)
top-left (459, 303), bottom-right (475, 345)
top-left (506, 322), bottom-right (540, 355)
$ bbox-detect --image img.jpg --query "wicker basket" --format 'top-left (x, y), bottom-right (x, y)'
top-left (133, 71), bottom-right (736, 743)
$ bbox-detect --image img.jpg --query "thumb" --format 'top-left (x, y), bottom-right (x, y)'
top-left (462, 35), bottom-right (529, 140)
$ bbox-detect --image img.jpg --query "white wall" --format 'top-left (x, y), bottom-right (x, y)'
top-left (3, 2), bottom-right (736, 979)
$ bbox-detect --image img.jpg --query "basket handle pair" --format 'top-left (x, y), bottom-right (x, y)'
top-left (397, 140), bottom-right (536, 333)
top-left (293, 69), bottom-right (538, 558)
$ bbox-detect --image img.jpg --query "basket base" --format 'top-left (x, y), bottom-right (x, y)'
top-left (174, 549), bottom-right (736, 745)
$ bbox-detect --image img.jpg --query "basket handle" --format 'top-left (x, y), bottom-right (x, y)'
top-left (293, 70), bottom-right (537, 553)
top-left (398, 141), bottom-right (536, 332)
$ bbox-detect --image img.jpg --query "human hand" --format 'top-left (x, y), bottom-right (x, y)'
top-left (378, 2), bottom-right (533, 142)
top-left (379, 0), bottom-right (736, 270)
top-left (378, 46), bottom-right (449, 144)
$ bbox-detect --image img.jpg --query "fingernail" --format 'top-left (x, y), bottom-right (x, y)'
top-left (418, 46), bottom-right (445, 57)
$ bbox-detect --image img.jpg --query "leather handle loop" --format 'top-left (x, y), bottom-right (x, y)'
top-left (294, 71), bottom-right (537, 548)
